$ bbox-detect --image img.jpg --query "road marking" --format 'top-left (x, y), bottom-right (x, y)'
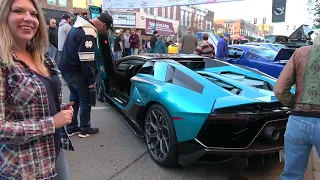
top-left (92, 106), bottom-right (111, 110)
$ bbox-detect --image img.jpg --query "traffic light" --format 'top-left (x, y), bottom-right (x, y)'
top-left (254, 18), bottom-right (257, 24)
top-left (263, 17), bottom-right (266, 24)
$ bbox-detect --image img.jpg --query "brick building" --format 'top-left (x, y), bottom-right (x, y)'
top-left (256, 24), bottom-right (274, 36)
top-left (38, 0), bottom-right (75, 23)
top-left (136, 5), bottom-right (214, 36)
top-left (215, 19), bottom-right (259, 40)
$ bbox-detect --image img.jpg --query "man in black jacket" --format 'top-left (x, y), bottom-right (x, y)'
top-left (150, 30), bottom-right (158, 53)
top-left (59, 13), bottom-right (113, 138)
top-left (48, 18), bottom-right (59, 61)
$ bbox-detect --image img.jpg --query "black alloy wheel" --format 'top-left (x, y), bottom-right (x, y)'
top-left (144, 104), bottom-right (178, 166)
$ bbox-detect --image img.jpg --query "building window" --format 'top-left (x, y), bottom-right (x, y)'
top-left (181, 10), bottom-right (184, 25)
top-left (173, 6), bottom-right (177, 20)
top-left (162, 8), bottom-right (165, 17)
top-left (200, 16), bottom-right (203, 29)
top-left (147, 8), bottom-right (151, 14)
top-left (59, 0), bottom-right (67, 7)
top-left (154, 8), bottom-right (158, 16)
top-left (47, 0), bottom-right (56, 5)
top-left (184, 12), bottom-right (188, 26)
top-left (189, 13), bottom-right (192, 26)
top-left (168, 7), bottom-right (171, 19)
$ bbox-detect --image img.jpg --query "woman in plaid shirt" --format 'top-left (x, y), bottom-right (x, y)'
top-left (0, 0), bottom-right (74, 179)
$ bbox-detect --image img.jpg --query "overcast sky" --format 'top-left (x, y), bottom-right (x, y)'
top-left (198, 0), bottom-right (313, 34)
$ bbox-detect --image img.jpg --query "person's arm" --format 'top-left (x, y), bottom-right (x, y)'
top-left (0, 66), bottom-right (55, 145)
top-left (274, 51), bottom-right (297, 107)
top-left (78, 29), bottom-right (96, 87)
top-left (178, 36), bottom-right (184, 52)
top-left (216, 41), bottom-right (223, 58)
top-left (65, 24), bottom-right (71, 35)
top-left (194, 45), bottom-right (202, 55)
top-left (163, 42), bottom-right (168, 54)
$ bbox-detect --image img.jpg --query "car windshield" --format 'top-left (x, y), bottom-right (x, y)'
top-left (249, 47), bottom-right (278, 60)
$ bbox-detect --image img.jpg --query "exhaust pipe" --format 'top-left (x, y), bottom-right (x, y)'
top-left (262, 126), bottom-right (280, 140)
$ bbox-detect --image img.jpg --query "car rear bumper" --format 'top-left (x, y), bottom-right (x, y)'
top-left (177, 139), bottom-right (284, 167)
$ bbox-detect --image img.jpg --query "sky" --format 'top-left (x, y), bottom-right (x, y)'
top-left (198, 0), bottom-right (313, 35)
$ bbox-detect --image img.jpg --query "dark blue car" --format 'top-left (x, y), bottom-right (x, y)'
top-left (227, 45), bottom-right (295, 78)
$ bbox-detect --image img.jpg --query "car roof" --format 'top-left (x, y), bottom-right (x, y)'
top-left (120, 53), bottom-right (206, 61)
top-left (229, 44), bottom-right (257, 51)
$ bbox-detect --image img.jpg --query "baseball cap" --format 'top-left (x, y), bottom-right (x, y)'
top-left (224, 33), bottom-right (231, 37)
top-left (63, 14), bottom-right (72, 19)
top-left (115, 29), bottom-right (120, 34)
top-left (97, 12), bottom-right (114, 31)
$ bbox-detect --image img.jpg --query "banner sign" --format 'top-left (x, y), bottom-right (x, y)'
top-left (111, 12), bottom-right (136, 26)
top-left (272, 0), bottom-right (287, 23)
top-left (102, 0), bottom-right (243, 9)
top-left (145, 18), bottom-right (175, 36)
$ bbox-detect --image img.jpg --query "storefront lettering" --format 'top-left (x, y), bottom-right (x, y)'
top-left (148, 21), bottom-right (170, 29)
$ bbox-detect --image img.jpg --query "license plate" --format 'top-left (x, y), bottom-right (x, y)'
top-left (279, 149), bottom-right (285, 162)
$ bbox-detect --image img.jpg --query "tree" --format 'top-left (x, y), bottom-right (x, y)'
top-left (308, 0), bottom-right (320, 29)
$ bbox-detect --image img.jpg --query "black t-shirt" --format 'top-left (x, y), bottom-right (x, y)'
top-left (35, 71), bottom-right (62, 158)
top-left (114, 36), bottom-right (122, 52)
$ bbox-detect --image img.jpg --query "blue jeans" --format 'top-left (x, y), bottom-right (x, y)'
top-left (62, 73), bottom-right (91, 132)
top-left (281, 115), bottom-right (320, 180)
top-left (114, 51), bottom-right (122, 60)
top-left (131, 48), bottom-right (138, 55)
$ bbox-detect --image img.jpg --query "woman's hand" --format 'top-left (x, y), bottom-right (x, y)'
top-left (53, 109), bottom-right (73, 128)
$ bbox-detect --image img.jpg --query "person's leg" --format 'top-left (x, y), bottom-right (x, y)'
top-left (134, 48), bottom-right (139, 55)
top-left (72, 75), bottom-right (99, 138)
top-left (280, 115), bottom-right (313, 180)
top-left (62, 74), bottom-right (80, 136)
top-left (53, 150), bottom-right (70, 180)
top-left (131, 48), bottom-right (134, 55)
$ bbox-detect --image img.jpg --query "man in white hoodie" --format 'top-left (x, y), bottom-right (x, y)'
top-left (59, 13), bottom-right (113, 138)
top-left (58, 14), bottom-right (72, 56)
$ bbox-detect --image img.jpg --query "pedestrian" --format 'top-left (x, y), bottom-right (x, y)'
top-left (150, 30), bottom-right (158, 53)
top-left (178, 26), bottom-right (198, 54)
top-left (123, 31), bottom-right (131, 56)
top-left (47, 18), bottom-right (58, 61)
top-left (274, 34), bottom-right (320, 180)
top-left (0, 0), bottom-right (74, 179)
top-left (216, 33), bottom-right (230, 61)
top-left (154, 35), bottom-right (168, 54)
top-left (194, 32), bottom-right (215, 58)
top-left (113, 29), bottom-right (123, 60)
top-left (58, 14), bottom-right (72, 61)
top-left (129, 28), bottom-right (139, 55)
top-left (59, 12), bottom-right (114, 138)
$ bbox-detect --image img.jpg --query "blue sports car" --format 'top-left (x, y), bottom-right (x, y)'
top-left (227, 45), bottom-right (295, 78)
top-left (94, 33), bottom-right (290, 168)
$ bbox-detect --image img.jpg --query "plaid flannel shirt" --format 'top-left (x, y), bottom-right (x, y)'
top-left (0, 54), bottom-right (74, 180)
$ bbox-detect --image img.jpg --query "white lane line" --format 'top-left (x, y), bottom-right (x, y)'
top-left (91, 106), bottom-right (111, 110)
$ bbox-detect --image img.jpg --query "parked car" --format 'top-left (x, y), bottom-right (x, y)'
top-left (94, 33), bottom-right (291, 168)
top-left (245, 42), bottom-right (287, 52)
top-left (227, 45), bottom-right (295, 78)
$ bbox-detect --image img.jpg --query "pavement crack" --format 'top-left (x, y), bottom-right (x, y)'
top-left (107, 151), bottom-right (148, 180)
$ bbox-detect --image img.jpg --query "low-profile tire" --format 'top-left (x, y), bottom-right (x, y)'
top-left (144, 104), bottom-right (178, 167)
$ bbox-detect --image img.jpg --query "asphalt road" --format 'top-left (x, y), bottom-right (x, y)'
top-left (61, 85), bottom-right (285, 180)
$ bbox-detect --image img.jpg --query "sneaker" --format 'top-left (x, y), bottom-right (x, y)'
top-left (78, 128), bottom-right (99, 138)
top-left (67, 127), bottom-right (81, 137)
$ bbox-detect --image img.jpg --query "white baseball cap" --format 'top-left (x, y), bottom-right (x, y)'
top-left (115, 29), bottom-right (120, 33)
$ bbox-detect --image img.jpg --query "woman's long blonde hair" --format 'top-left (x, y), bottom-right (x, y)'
top-left (0, 0), bottom-right (49, 74)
